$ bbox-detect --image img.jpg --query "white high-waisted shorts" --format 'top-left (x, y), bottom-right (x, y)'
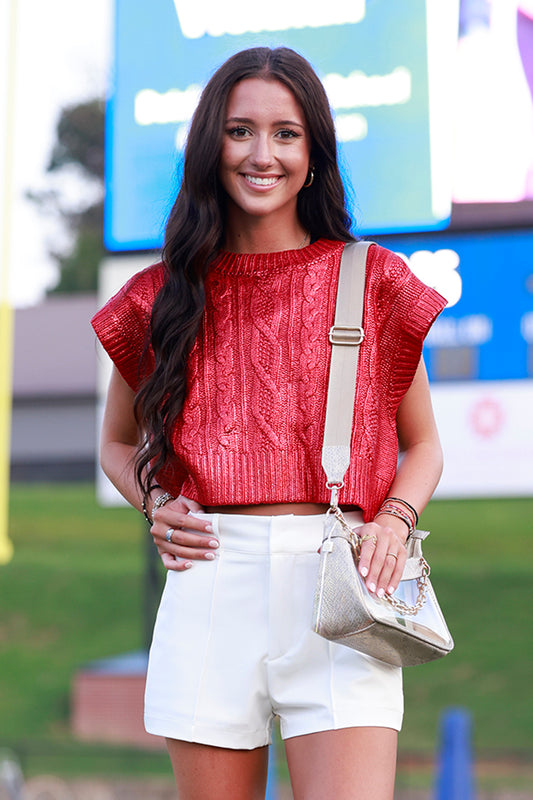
top-left (144, 511), bottom-right (403, 749)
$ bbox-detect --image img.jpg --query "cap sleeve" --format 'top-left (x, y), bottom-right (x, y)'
top-left (368, 245), bottom-right (447, 410)
top-left (91, 263), bottom-right (166, 392)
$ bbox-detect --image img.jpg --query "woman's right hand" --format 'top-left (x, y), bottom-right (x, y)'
top-left (150, 495), bottom-right (219, 571)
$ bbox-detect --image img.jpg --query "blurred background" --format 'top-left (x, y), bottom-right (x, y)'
top-left (1, 0), bottom-right (532, 798)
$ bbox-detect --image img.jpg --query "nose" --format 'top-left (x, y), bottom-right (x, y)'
top-left (250, 133), bottom-right (274, 169)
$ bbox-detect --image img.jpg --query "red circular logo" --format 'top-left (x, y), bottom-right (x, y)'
top-left (469, 398), bottom-right (504, 438)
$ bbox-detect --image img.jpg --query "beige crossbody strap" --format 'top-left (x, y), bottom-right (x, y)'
top-left (321, 241), bottom-right (372, 507)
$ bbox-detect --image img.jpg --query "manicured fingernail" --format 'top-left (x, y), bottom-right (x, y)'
top-left (205, 523), bottom-right (214, 532)
top-left (387, 586), bottom-right (395, 595)
top-left (368, 582), bottom-right (376, 593)
top-left (184, 562), bottom-right (193, 569)
top-left (360, 567), bottom-right (368, 577)
top-left (204, 552), bottom-right (216, 560)
top-left (377, 588), bottom-right (385, 598)
top-left (208, 539), bottom-right (219, 548)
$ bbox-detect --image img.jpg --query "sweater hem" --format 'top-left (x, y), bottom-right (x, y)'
top-left (167, 451), bottom-right (393, 522)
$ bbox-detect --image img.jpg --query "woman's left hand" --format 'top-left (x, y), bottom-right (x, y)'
top-left (355, 521), bottom-right (407, 598)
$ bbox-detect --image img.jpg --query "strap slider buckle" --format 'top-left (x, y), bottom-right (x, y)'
top-left (328, 325), bottom-right (364, 346)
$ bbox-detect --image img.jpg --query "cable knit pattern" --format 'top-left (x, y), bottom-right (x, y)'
top-left (91, 240), bottom-right (446, 521)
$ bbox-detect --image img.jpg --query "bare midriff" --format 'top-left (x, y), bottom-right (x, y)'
top-left (204, 502), bottom-right (362, 516)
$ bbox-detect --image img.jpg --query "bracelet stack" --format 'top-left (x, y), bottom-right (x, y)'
top-left (141, 486), bottom-right (174, 525)
top-left (374, 496), bottom-right (419, 538)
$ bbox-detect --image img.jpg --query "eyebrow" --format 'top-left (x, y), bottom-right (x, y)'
top-left (226, 116), bottom-right (306, 129)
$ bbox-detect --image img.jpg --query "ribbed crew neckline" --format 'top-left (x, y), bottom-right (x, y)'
top-left (211, 238), bottom-right (342, 276)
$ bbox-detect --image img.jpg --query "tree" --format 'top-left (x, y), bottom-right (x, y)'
top-left (48, 99), bottom-right (105, 180)
top-left (29, 98), bottom-right (106, 294)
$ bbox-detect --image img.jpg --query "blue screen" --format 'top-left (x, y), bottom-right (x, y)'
top-left (375, 229), bottom-right (533, 382)
top-left (105, 0), bottom-right (453, 250)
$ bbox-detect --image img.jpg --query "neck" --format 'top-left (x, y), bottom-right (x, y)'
top-left (224, 209), bottom-right (308, 254)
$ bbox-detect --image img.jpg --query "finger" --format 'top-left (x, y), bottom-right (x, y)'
top-left (154, 526), bottom-right (220, 553)
top-left (373, 534), bottom-right (407, 595)
top-left (385, 550), bottom-right (407, 595)
top-left (357, 536), bottom-right (378, 579)
top-left (364, 531), bottom-right (393, 595)
top-left (153, 506), bottom-right (213, 534)
top-left (153, 527), bottom-right (220, 563)
top-left (374, 552), bottom-right (399, 597)
top-left (170, 545), bottom-right (218, 562)
top-left (177, 494), bottom-right (204, 513)
top-left (160, 551), bottom-right (193, 572)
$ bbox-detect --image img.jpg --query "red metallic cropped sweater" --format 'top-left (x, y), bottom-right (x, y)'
top-left (92, 239), bottom-right (446, 520)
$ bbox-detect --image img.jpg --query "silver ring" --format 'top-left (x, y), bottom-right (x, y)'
top-left (165, 528), bottom-right (174, 543)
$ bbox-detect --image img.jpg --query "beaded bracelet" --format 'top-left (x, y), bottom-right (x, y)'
top-left (378, 498), bottom-right (418, 532)
top-left (375, 504), bottom-right (415, 537)
top-left (385, 496), bottom-right (419, 527)
top-left (141, 495), bottom-right (152, 525)
top-left (141, 484), bottom-right (169, 525)
top-left (380, 501), bottom-right (416, 527)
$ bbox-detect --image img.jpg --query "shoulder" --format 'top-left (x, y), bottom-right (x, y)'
top-left (91, 262), bottom-right (166, 391)
top-left (366, 243), bottom-right (446, 307)
top-left (325, 240), bottom-right (408, 278)
top-left (366, 243), bottom-right (412, 288)
top-left (91, 261), bottom-right (166, 331)
top-left (114, 261), bottom-right (167, 312)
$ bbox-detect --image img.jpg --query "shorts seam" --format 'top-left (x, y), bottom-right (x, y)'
top-left (191, 553), bottom-right (222, 733)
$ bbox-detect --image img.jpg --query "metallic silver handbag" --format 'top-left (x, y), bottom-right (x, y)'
top-left (312, 242), bottom-right (454, 667)
top-left (313, 508), bottom-right (454, 666)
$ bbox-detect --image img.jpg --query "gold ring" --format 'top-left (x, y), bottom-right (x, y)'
top-left (360, 534), bottom-right (377, 546)
top-left (386, 552), bottom-right (398, 560)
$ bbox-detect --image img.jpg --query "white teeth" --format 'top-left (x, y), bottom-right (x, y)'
top-left (245, 175), bottom-right (278, 186)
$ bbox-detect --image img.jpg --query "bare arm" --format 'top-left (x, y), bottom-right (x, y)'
top-left (386, 355), bottom-right (443, 518)
top-left (100, 365), bottom-right (217, 571)
top-left (357, 357), bottom-right (443, 596)
top-left (100, 365), bottom-right (145, 511)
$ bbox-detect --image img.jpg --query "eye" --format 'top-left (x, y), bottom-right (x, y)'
top-left (276, 129), bottom-right (299, 140)
top-left (226, 126), bottom-right (250, 138)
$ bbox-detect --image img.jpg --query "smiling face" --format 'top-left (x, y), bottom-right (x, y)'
top-left (219, 77), bottom-right (312, 237)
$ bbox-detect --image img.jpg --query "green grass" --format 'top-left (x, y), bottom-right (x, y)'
top-left (2, 486), bottom-right (145, 740)
top-left (1, 486), bottom-right (532, 777)
top-left (401, 498), bottom-right (532, 754)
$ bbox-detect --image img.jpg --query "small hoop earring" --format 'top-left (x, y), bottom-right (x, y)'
top-left (303, 166), bottom-right (315, 188)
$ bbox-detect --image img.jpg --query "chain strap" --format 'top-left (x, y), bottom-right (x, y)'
top-left (328, 506), bottom-right (362, 548)
top-left (383, 560), bottom-right (429, 616)
top-left (330, 509), bottom-right (430, 617)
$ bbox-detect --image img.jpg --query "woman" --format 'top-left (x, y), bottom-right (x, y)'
top-left (92, 47), bottom-right (445, 800)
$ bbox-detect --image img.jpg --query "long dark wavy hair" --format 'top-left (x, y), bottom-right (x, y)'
top-left (134, 46), bottom-right (355, 496)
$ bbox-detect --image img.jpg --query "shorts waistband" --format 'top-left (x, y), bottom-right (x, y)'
top-left (190, 511), bottom-right (364, 555)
